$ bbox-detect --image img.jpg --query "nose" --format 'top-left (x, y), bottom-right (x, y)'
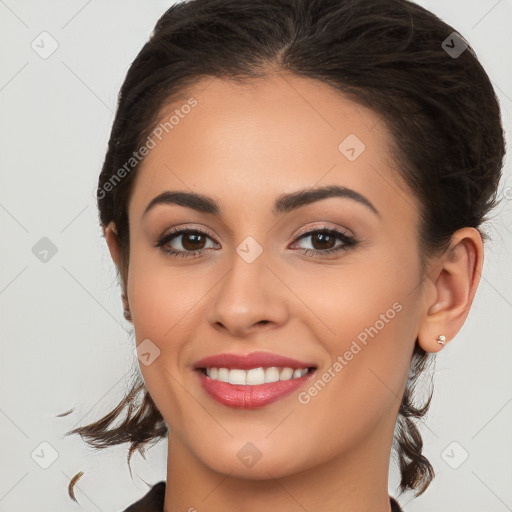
top-left (207, 248), bottom-right (289, 338)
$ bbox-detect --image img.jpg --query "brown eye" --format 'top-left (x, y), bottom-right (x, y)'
top-left (180, 232), bottom-right (207, 251)
top-left (309, 232), bottom-right (337, 251)
top-left (293, 227), bottom-right (358, 257)
top-left (155, 228), bottom-right (218, 258)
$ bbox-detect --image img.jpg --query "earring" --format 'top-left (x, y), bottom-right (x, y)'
top-left (436, 335), bottom-right (446, 346)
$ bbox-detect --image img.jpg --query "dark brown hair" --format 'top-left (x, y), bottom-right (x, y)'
top-left (61, 0), bottom-right (505, 502)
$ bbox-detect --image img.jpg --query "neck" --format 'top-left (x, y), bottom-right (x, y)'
top-left (163, 414), bottom-right (396, 512)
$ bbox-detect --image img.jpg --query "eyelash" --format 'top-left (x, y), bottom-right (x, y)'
top-left (155, 227), bottom-right (359, 258)
top-left (154, 226), bottom-right (359, 259)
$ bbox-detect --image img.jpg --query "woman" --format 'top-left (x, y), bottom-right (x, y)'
top-left (64, 0), bottom-right (506, 510)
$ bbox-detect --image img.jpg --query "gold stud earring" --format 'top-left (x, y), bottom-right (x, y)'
top-left (436, 335), bottom-right (446, 346)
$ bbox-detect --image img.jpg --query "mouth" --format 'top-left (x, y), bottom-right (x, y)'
top-left (192, 351), bottom-right (318, 408)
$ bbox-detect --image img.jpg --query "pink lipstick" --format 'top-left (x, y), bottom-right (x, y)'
top-left (193, 351), bottom-right (317, 408)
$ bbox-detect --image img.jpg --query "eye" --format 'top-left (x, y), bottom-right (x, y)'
top-left (154, 228), bottom-right (219, 258)
top-left (154, 225), bottom-right (359, 258)
top-left (291, 226), bottom-right (358, 257)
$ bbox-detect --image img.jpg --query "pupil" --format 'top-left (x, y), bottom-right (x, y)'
top-left (313, 233), bottom-right (334, 250)
top-left (183, 233), bottom-right (204, 250)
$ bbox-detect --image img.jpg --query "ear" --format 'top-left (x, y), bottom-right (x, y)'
top-left (103, 221), bottom-right (132, 322)
top-left (103, 221), bottom-right (122, 268)
top-left (417, 227), bottom-right (484, 353)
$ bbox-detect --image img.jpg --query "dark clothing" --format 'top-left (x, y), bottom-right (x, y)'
top-left (122, 481), bottom-right (404, 511)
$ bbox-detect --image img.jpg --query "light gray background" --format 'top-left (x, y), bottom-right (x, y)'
top-left (0, 1), bottom-right (511, 511)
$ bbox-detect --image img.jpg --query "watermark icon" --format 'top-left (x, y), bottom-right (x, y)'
top-left (237, 442), bottom-right (263, 468)
top-left (31, 31), bottom-right (59, 59)
top-left (135, 338), bottom-right (161, 366)
top-left (97, 97), bottom-right (198, 201)
top-left (236, 236), bottom-right (264, 263)
top-left (441, 32), bottom-right (469, 59)
top-left (31, 441), bottom-right (59, 469)
top-left (502, 174), bottom-right (512, 201)
top-left (32, 237), bottom-right (58, 263)
top-left (298, 301), bottom-right (403, 404)
top-left (441, 441), bottom-right (469, 469)
top-left (338, 133), bottom-right (366, 161)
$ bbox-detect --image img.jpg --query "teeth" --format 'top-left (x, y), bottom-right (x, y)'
top-left (265, 366), bottom-right (280, 383)
top-left (217, 368), bottom-right (229, 382)
top-left (280, 367), bottom-right (293, 380)
top-left (228, 369), bottom-right (246, 385)
top-left (292, 369), bottom-right (303, 378)
top-left (247, 367), bottom-right (265, 385)
top-left (205, 366), bottom-right (309, 385)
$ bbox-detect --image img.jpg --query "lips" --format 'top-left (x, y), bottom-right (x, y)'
top-left (193, 351), bottom-right (317, 409)
top-left (193, 351), bottom-right (317, 370)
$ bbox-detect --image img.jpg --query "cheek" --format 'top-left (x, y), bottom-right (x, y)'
top-left (127, 257), bottom-right (208, 341)
top-left (293, 249), bottom-right (421, 396)
top-left (295, 252), bottom-right (416, 341)
top-left (289, 265), bottom-right (418, 450)
top-left (126, 260), bottom-right (206, 419)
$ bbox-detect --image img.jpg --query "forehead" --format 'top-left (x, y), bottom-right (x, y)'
top-left (128, 72), bottom-right (414, 223)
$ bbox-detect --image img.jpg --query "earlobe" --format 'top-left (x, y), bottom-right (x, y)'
top-left (103, 221), bottom-right (132, 323)
top-left (417, 227), bottom-right (483, 353)
top-left (121, 289), bottom-right (133, 323)
top-left (103, 221), bottom-right (121, 267)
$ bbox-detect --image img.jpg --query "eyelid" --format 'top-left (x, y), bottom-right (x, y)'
top-left (155, 222), bottom-right (359, 258)
top-left (156, 225), bottom-right (219, 249)
top-left (157, 222), bottom-right (353, 245)
top-left (158, 224), bottom-right (217, 240)
top-left (292, 223), bottom-right (354, 240)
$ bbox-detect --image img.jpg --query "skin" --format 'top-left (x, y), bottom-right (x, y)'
top-left (104, 72), bottom-right (483, 512)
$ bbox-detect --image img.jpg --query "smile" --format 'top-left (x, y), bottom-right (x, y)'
top-left (193, 351), bottom-right (318, 408)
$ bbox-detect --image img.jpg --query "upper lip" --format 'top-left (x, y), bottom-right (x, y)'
top-left (193, 351), bottom-right (317, 370)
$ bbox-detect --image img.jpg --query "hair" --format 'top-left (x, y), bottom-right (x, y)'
top-left (61, 0), bottom-right (506, 503)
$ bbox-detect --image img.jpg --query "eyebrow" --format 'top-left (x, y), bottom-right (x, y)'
top-left (142, 185), bottom-right (380, 219)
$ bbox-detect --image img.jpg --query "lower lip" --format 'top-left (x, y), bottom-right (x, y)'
top-left (196, 369), bottom-right (316, 408)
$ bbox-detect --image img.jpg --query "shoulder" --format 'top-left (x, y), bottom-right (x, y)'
top-left (121, 481), bottom-right (166, 512)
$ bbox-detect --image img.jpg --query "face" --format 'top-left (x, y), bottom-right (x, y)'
top-left (120, 72), bottom-right (430, 479)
